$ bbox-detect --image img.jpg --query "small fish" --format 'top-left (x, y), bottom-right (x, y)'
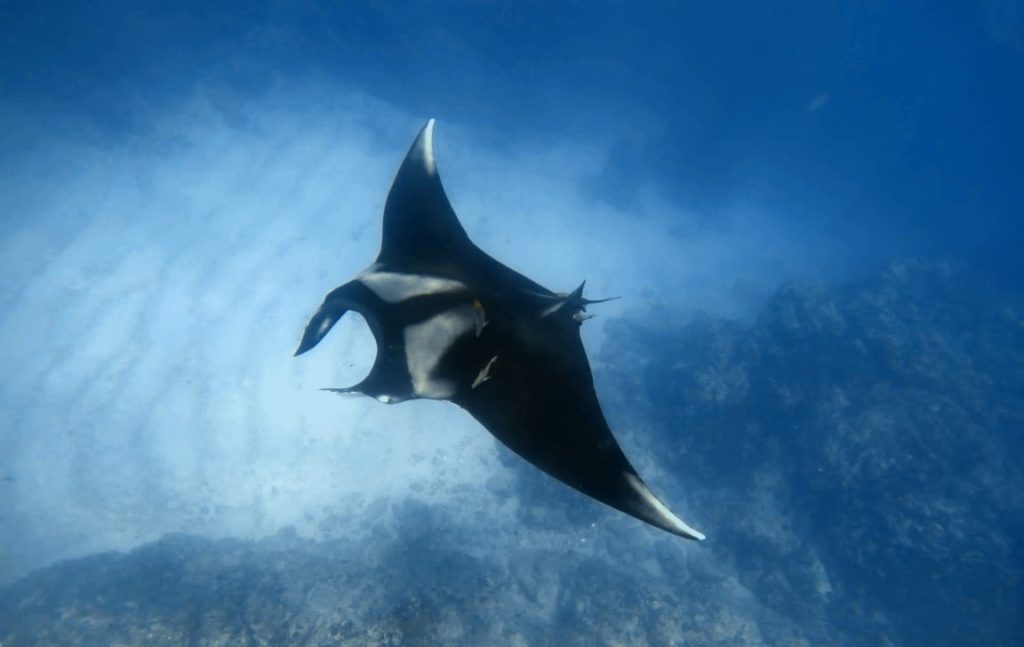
top-left (471, 355), bottom-right (498, 389)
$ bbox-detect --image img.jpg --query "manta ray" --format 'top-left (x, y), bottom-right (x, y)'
top-left (295, 120), bottom-right (704, 541)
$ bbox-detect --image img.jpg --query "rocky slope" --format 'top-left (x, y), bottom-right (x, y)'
top-left (599, 258), bottom-right (1024, 645)
top-left (1, 259), bottom-right (1020, 645)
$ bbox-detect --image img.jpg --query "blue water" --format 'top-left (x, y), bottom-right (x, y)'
top-left (1, 3), bottom-right (1021, 644)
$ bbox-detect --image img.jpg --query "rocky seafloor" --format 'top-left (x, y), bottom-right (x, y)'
top-left (1, 259), bottom-right (1020, 646)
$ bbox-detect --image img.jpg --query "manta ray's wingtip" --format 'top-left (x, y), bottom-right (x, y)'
top-left (677, 523), bottom-right (707, 542)
top-left (662, 510), bottom-right (706, 541)
top-left (412, 118), bottom-right (437, 175)
top-left (659, 507), bottom-right (706, 541)
top-left (623, 472), bottom-right (706, 541)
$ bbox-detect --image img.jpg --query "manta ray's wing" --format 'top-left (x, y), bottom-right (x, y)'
top-left (452, 312), bottom-right (706, 541)
top-left (377, 120), bottom-right (553, 297)
top-left (376, 119), bottom-right (474, 275)
top-left (296, 119), bottom-right (704, 541)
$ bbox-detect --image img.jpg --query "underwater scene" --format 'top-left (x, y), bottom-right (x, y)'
top-left (1, 3), bottom-right (1021, 645)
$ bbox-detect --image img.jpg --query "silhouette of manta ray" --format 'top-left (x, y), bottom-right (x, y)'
top-left (296, 120), bottom-right (704, 540)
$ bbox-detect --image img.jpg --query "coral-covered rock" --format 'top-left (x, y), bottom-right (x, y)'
top-left (602, 259), bottom-right (1024, 644)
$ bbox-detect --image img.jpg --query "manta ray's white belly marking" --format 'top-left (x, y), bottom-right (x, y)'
top-left (403, 304), bottom-right (476, 399)
top-left (360, 270), bottom-right (475, 400)
top-left (359, 270), bottom-right (467, 303)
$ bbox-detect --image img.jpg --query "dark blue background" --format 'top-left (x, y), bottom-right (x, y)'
top-left (3, 1), bottom-right (1022, 278)
top-left (1, 2), bottom-right (1022, 644)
